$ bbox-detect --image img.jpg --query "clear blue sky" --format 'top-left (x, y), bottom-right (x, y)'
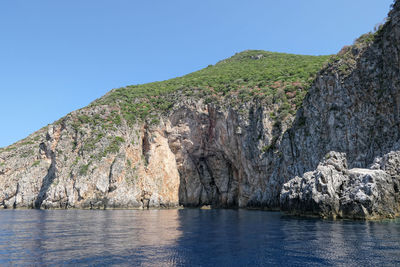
top-left (0, 0), bottom-right (394, 147)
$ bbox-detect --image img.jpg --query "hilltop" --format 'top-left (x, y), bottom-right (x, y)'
top-left (92, 50), bottom-right (329, 126)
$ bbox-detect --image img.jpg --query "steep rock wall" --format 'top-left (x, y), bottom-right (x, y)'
top-left (0, 99), bottom-right (284, 209)
top-left (278, 1), bottom-right (400, 182)
top-left (0, 110), bottom-right (181, 209)
top-left (166, 100), bottom-right (282, 208)
top-left (277, 1), bottom-right (400, 218)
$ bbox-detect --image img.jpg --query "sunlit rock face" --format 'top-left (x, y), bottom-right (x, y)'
top-left (280, 151), bottom-right (400, 219)
top-left (0, 118), bottom-right (181, 209)
top-left (0, 97), bottom-right (281, 210)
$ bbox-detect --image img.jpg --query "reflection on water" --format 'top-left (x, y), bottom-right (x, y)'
top-left (0, 209), bottom-right (399, 266)
top-left (0, 210), bottom-right (182, 266)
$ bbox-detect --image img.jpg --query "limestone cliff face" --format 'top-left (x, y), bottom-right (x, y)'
top-left (166, 99), bottom-right (284, 209)
top-left (278, 1), bottom-right (400, 218)
top-left (1, 2), bottom-right (400, 219)
top-left (0, 98), bottom-right (284, 210)
top-left (279, 2), bottom-right (400, 178)
top-left (0, 108), bottom-right (181, 209)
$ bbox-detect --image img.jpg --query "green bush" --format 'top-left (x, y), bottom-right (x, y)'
top-left (31, 160), bottom-right (40, 167)
top-left (102, 136), bottom-right (125, 157)
top-left (20, 149), bottom-right (34, 158)
top-left (79, 163), bottom-right (90, 176)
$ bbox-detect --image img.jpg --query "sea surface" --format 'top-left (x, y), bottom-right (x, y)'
top-left (0, 209), bottom-right (399, 266)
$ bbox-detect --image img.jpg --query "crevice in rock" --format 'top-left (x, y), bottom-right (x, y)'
top-left (108, 158), bottom-right (117, 193)
top-left (34, 144), bottom-right (57, 209)
top-left (196, 158), bottom-right (213, 205)
top-left (178, 168), bottom-right (188, 206)
top-left (39, 142), bottom-right (50, 159)
top-left (12, 183), bottom-right (19, 209)
top-left (142, 124), bottom-right (151, 166)
top-left (207, 105), bottom-right (216, 141)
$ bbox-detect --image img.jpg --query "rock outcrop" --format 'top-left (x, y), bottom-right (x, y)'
top-left (280, 151), bottom-right (400, 219)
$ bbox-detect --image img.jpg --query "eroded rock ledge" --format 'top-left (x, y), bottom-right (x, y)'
top-left (280, 151), bottom-right (400, 219)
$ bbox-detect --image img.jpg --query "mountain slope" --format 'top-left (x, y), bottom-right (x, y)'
top-left (95, 50), bottom-right (329, 124)
top-left (0, 51), bottom-right (329, 210)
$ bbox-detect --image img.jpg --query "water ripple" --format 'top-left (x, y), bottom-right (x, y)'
top-left (0, 209), bottom-right (399, 266)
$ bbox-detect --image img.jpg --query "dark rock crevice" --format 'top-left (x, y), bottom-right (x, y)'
top-left (34, 144), bottom-right (57, 209)
top-left (142, 125), bottom-right (151, 166)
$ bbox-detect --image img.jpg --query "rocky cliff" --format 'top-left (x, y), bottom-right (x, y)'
top-left (1, 50), bottom-right (326, 210)
top-left (279, 0), bottom-right (400, 219)
top-left (1, 2), bottom-right (399, 219)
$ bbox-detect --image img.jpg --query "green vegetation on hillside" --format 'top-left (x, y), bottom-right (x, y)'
top-left (327, 21), bottom-right (386, 76)
top-left (94, 50), bottom-right (330, 125)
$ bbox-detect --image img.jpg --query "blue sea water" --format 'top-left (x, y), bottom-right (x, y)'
top-left (0, 209), bottom-right (399, 266)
